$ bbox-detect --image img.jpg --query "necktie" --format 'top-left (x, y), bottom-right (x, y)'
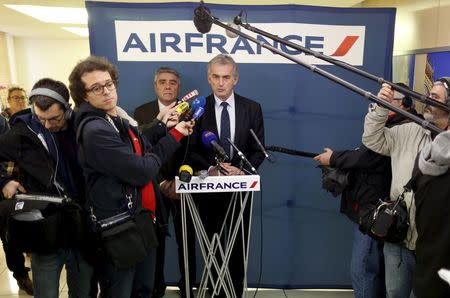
top-left (220, 101), bottom-right (231, 158)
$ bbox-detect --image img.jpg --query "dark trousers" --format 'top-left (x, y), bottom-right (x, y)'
top-left (0, 227), bottom-right (28, 279)
top-left (197, 192), bottom-right (251, 298)
top-left (154, 197), bottom-right (197, 293)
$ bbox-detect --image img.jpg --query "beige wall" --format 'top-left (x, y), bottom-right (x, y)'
top-left (361, 0), bottom-right (450, 54)
top-left (13, 38), bottom-right (89, 92)
top-left (9, 0), bottom-right (450, 92)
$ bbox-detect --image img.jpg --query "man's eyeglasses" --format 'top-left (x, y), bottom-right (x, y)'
top-left (36, 113), bottom-right (64, 125)
top-left (86, 80), bottom-right (116, 95)
top-left (10, 96), bottom-right (27, 102)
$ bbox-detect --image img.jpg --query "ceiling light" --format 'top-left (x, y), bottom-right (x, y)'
top-left (4, 4), bottom-right (87, 24)
top-left (62, 27), bottom-right (89, 37)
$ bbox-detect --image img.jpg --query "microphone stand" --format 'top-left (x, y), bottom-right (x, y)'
top-left (226, 137), bottom-right (258, 174)
top-left (200, 9), bottom-right (443, 135)
top-left (233, 18), bottom-right (450, 113)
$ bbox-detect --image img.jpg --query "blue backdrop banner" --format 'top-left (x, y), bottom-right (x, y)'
top-left (86, 1), bottom-right (395, 288)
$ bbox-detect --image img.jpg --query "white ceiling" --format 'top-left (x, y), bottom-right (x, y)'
top-left (0, 0), bottom-right (446, 39)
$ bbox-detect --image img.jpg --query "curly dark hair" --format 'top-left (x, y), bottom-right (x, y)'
top-left (68, 56), bottom-right (119, 107)
top-left (30, 78), bottom-right (69, 111)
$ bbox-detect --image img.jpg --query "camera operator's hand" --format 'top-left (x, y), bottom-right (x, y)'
top-left (377, 83), bottom-right (394, 104)
top-left (2, 180), bottom-right (26, 199)
top-left (174, 120), bottom-right (195, 136)
top-left (313, 148), bottom-right (333, 166)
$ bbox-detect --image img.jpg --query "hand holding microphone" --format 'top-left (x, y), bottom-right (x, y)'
top-left (175, 120), bottom-right (195, 136)
top-left (158, 102), bottom-right (179, 128)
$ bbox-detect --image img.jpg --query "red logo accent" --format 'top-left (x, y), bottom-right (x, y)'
top-left (250, 181), bottom-right (258, 188)
top-left (330, 36), bottom-right (359, 57)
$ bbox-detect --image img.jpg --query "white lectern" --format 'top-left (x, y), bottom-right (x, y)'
top-left (175, 175), bottom-right (260, 298)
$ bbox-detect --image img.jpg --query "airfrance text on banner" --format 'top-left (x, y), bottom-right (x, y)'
top-left (175, 175), bottom-right (260, 193)
top-left (115, 20), bottom-right (365, 65)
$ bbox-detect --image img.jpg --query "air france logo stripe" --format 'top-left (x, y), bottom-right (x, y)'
top-left (330, 36), bottom-right (359, 57)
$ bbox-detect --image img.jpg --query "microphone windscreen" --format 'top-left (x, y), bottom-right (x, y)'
top-left (225, 23), bottom-right (240, 39)
top-left (201, 130), bottom-right (218, 147)
top-left (176, 102), bottom-right (190, 113)
top-left (192, 106), bottom-right (205, 121)
top-left (179, 164), bottom-right (194, 175)
top-left (193, 5), bottom-right (213, 34)
top-left (190, 95), bottom-right (206, 110)
top-left (179, 165), bottom-right (193, 182)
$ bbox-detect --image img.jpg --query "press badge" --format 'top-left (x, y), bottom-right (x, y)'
top-left (14, 201), bottom-right (24, 211)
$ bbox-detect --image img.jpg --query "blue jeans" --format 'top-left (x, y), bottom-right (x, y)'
top-left (350, 224), bottom-right (386, 298)
top-left (31, 248), bottom-right (93, 298)
top-left (99, 248), bottom-right (156, 298)
top-left (384, 242), bottom-right (416, 298)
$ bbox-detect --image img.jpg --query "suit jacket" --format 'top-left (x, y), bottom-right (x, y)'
top-left (189, 93), bottom-right (265, 173)
top-left (134, 100), bottom-right (159, 126)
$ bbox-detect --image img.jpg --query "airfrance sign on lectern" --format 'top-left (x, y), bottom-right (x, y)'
top-left (175, 175), bottom-right (260, 193)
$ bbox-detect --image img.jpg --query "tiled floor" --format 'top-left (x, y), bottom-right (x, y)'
top-left (0, 244), bottom-right (353, 297)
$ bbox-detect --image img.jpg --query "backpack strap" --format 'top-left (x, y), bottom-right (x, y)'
top-left (76, 116), bottom-right (104, 145)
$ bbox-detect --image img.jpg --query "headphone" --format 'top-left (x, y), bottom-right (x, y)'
top-left (28, 88), bottom-right (73, 121)
top-left (436, 77), bottom-right (450, 101)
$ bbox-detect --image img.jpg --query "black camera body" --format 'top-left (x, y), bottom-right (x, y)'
top-left (371, 208), bottom-right (395, 238)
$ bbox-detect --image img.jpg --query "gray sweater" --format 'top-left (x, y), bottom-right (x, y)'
top-left (362, 103), bottom-right (431, 250)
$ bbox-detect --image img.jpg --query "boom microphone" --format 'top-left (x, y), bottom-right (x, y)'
top-left (249, 128), bottom-right (275, 163)
top-left (193, 1), bottom-right (213, 34)
top-left (266, 146), bottom-right (318, 158)
top-left (225, 22), bottom-right (240, 39)
top-left (233, 10), bottom-right (243, 25)
top-left (201, 131), bottom-right (229, 161)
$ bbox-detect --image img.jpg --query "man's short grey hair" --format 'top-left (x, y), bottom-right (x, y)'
top-left (207, 54), bottom-right (239, 77)
top-left (153, 67), bottom-right (180, 84)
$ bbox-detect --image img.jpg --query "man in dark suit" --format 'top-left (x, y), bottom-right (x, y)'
top-left (189, 54), bottom-right (265, 298)
top-left (134, 67), bottom-right (196, 298)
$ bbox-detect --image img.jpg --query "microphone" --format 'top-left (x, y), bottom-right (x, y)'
top-left (191, 106), bottom-right (205, 121)
top-left (226, 137), bottom-right (258, 174)
top-left (201, 131), bottom-right (229, 161)
top-left (189, 95), bottom-right (206, 110)
top-left (249, 128), bottom-right (275, 163)
top-left (176, 101), bottom-right (190, 114)
top-left (225, 22), bottom-right (240, 39)
top-left (179, 96), bottom-right (206, 121)
top-left (233, 10), bottom-right (243, 25)
top-left (179, 165), bottom-right (193, 183)
top-left (193, 1), bottom-right (213, 34)
top-left (179, 89), bottom-right (199, 103)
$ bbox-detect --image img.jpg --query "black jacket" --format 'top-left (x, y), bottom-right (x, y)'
top-left (330, 145), bottom-right (391, 223)
top-left (74, 102), bottom-right (182, 220)
top-left (412, 164), bottom-right (450, 298)
top-left (189, 93), bottom-right (265, 172)
top-left (329, 112), bottom-right (415, 223)
top-left (0, 109), bottom-right (84, 200)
